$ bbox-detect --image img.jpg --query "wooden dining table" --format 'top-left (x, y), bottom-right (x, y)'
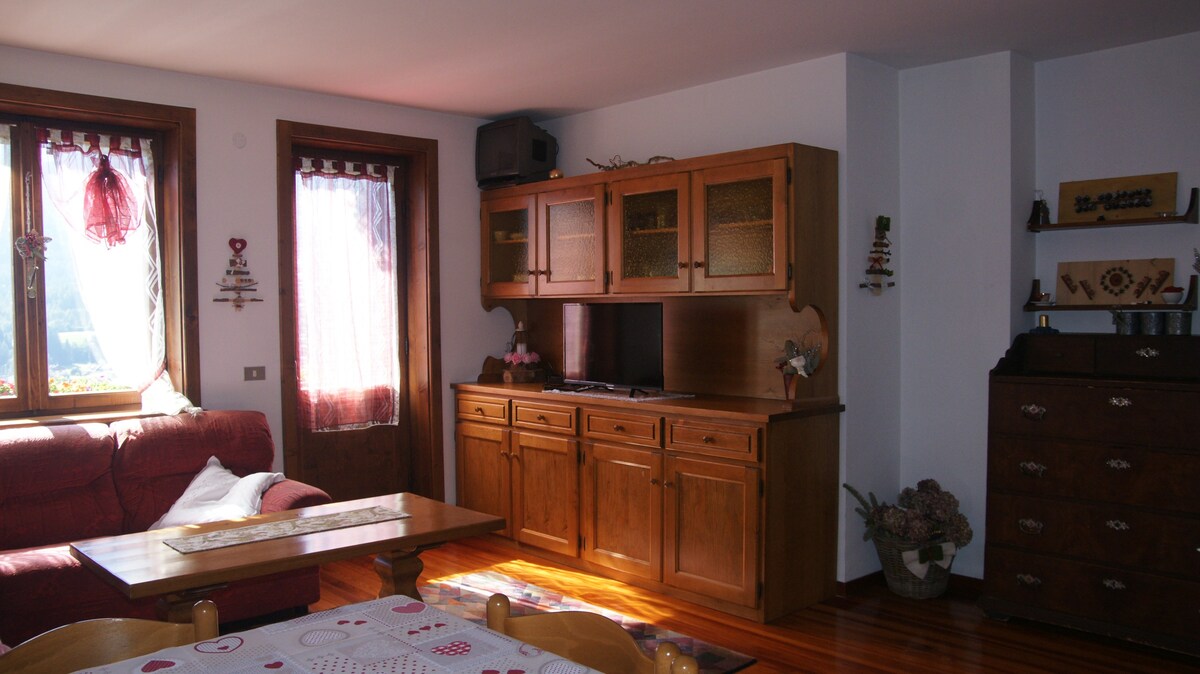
top-left (70, 492), bottom-right (505, 622)
top-left (73, 593), bottom-right (601, 673)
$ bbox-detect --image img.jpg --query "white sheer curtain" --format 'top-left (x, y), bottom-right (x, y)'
top-left (294, 157), bottom-right (401, 431)
top-left (38, 129), bottom-right (169, 401)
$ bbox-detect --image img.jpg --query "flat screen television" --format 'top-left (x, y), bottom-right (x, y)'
top-left (562, 302), bottom-right (664, 391)
top-left (475, 116), bottom-right (558, 189)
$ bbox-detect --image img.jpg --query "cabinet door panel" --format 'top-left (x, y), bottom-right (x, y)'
top-left (691, 159), bottom-right (788, 293)
top-left (456, 422), bottom-right (511, 538)
top-left (537, 185), bottom-right (606, 296)
top-left (609, 173), bottom-right (690, 294)
top-left (481, 195), bottom-right (535, 298)
top-left (581, 442), bottom-right (663, 580)
top-left (512, 430), bottom-right (579, 556)
top-left (664, 454), bottom-right (759, 606)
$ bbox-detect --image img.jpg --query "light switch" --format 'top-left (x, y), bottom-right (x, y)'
top-left (244, 366), bottom-right (266, 381)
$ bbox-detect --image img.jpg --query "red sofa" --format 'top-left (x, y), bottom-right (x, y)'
top-left (0, 410), bottom-right (331, 645)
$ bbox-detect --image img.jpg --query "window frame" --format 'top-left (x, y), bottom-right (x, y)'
top-left (0, 83), bottom-right (199, 417)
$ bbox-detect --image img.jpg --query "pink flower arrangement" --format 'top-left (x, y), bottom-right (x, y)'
top-left (503, 351), bottom-right (541, 368)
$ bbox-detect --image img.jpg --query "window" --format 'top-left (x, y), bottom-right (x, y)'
top-left (0, 84), bottom-right (198, 418)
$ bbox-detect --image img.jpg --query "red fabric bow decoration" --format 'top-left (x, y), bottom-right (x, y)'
top-left (83, 154), bottom-right (138, 246)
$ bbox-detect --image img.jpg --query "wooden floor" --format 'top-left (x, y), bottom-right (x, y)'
top-left (313, 537), bottom-right (1200, 673)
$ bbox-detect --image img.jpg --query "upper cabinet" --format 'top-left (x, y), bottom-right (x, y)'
top-left (480, 143), bottom-right (838, 310)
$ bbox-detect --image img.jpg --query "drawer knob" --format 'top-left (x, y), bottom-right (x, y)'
top-left (1018, 461), bottom-right (1047, 478)
top-left (1105, 458), bottom-right (1132, 470)
top-left (474, 406), bottom-right (485, 414)
top-left (701, 435), bottom-right (715, 444)
top-left (650, 478), bottom-right (660, 486)
top-left (1020, 403), bottom-right (1046, 420)
top-left (1101, 578), bottom-right (1126, 591)
top-left (1108, 396), bottom-right (1132, 408)
top-left (1016, 574), bottom-right (1042, 588)
top-left (613, 424), bottom-right (625, 432)
top-left (536, 414), bottom-right (547, 421)
top-left (1134, 347), bottom-right (1160, 358)
top-left (1018, 518), bottom-right (1044, 535)
top-left (1105, 519), bottom-right (1130, 532)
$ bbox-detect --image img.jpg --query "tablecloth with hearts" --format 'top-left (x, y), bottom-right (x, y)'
top-left (75, 594), bottom-right (600, 674)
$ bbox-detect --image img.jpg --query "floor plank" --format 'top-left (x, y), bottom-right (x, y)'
top-left (313, 537), bottom-right (1200, 673)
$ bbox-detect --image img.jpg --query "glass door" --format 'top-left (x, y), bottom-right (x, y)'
top-left (691, 158), bottom-right (788, 293)
top-left (608, 173), bottom-right (690, 294)
top-left (536, 185), bottom-right (605, 296)
top-left (481, 194), bottom-right (535, 298)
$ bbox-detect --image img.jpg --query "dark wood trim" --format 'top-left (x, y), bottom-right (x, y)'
top-left (0, 82), bottom-right (200, 409)
top-left (275, 120), bottom-right (442, 499)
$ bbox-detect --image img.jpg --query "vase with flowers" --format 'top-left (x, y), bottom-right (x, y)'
top-left (502, 350), bottom-right (542, 383)
top-left (843, 479), bottom-right (973, 598)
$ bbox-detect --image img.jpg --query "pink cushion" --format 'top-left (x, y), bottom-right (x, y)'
top-left (110, 411), bottom-right (276, 532)
top-left (0, 424), bottom-right (122, 549)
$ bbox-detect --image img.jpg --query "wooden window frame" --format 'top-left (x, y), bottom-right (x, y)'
top-left (0, 83), bottom-right (199, 417)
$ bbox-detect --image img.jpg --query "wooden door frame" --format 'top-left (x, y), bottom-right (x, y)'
top-left (276, 120), bottom-right (443, 499)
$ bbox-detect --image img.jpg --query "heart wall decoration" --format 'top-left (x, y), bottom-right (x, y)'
top-left (213, 237), bottom-right (264, 311)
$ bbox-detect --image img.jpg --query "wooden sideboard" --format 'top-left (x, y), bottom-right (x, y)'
top-left (453, 382), bottom-right (842, 622)
top-left (980, 333), bottom-right (1200, 656)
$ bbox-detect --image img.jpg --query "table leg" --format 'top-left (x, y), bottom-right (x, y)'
top-left (157, 585), bottom-right (223, 623)
top-left (374, 545), bottom-right (439, 600)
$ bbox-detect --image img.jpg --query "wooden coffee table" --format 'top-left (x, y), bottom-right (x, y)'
top-left (70, 492), bottom-right (504, 622)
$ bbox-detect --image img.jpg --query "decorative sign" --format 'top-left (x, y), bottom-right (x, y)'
top-left (1057, 172), bottom-right (1177, 224)
top-left (213, 237), bottom-right (264, 311)
top-left (1055, 258), bottom-right (1176, 306)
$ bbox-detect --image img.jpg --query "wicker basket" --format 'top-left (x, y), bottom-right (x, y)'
top-left (872, 534), bottom-right (952, 599)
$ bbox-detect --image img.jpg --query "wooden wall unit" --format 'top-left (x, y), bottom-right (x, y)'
top-left (981, 333), bottom-right (1200, 656)
top-left (453, 383), bottom-right (842, 623)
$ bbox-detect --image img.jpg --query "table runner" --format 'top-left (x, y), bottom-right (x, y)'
top-left (75, 594), bottom-right (601, 673)
top-left (163, 506), bottom-right (410, 554)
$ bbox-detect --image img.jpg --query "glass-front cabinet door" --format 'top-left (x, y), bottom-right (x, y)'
top-left (608, 173), bottom-right (690, 294)
top-left (536, 185), bottom-right (605, 297)
top-left (691, 158), bottom-right (789, 293)
top-left (481, 194), bottom-right (536, 298)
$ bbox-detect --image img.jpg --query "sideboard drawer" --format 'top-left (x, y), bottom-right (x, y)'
top-left (456, 395), bottom-right (509, 425)
top-left (1096, 336), bottom-right (1200, 380)
top-left (989, 381), bottom-right (1199, 449)
top-left (667, 418), bottom-right (760, 462)
top-left (984, 546), bottom-right (1200, 642)
top-left (513, 401), bottom-right (577, 434)
top-left (583, 409), bottom-right (662, 448)
top-left (986, 492), bottom-right (1200, 577)
top-left (1021, 334), bottom-right (1095, 375)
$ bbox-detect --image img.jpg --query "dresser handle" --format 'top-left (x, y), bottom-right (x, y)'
top-left (1108, 396), bottom-right (1132, 407)
top-left (473, 406), bottom-right (485, 414)
top-left (1018, 518), bottom-right (1044, 535)
top-left (613, 424), bottom-right (625, 432)
top-left (1105, 458), bottom-right (1132, 470)
top-left (1134, 347), bottom-right (1160, 358)
top-left (1102, 578), bottom-right (1126, 591)
top-left (1016, 574), bottom-right (1042, 588)
top-left (1020, 403), bottom-right (1046, 420)
top-left (536, 414), bottom-right (547, 422)
top-left (1105, 519), bottom-right (1130, 531)
top-left (1018, 461), bottom-right (1047, 478)
top-left (701, 435), bottom-right (715, 444)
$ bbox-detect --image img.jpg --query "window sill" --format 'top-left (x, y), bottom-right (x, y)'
top-left (0, 410), bottom-right (165, 430)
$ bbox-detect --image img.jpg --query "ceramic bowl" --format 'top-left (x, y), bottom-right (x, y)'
top-left (1161, 290), bottom-right (1183, 304)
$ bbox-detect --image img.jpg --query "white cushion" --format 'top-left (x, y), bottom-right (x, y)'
top-left (150, 456), bottom-right (284, 529)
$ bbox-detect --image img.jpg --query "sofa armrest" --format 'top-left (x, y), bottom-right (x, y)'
top-left (261, 479), bottom-right (332, 513)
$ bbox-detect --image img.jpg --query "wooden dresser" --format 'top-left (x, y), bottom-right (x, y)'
top-left (452, 381), bottom-right (842, 622)
top-left (981, 333), bottom-right (1200, 656)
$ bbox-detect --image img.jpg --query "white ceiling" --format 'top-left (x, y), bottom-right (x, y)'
top-left (3, 0), bottom-right (1200, 121)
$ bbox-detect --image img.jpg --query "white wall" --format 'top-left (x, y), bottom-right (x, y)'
top-left (0, 45), bottom-right (515, 494)
top-left (1034, 31), bottom-right (1200, 335)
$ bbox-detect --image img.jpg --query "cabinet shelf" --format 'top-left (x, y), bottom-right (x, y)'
top-left (1023, 275), bottom-right (1197, 312)
top-left (628, 227), bottom-right (679, 236)
top-left (1028, 188), bottom-right (1198, 232)
top-left (712, 219), bottom-right (773, 231)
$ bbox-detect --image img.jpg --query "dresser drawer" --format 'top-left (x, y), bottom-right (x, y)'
top-left (583, 409), bottom-right (662, 448)
top-left (456, 394), bottom-right (509, 425)
top-left (989, 380), bottom-right (1200, 449)
top-left (1095, 336), bottom-right (1200, 380)
top-left (513, 401), bottom-right (577, 434)
top-left (988, 437), bottom-right (1200, 514)
top-left (667, 418), bottom-right (760, 462)
top-left (986, 492), bottom-right (1200, 577)
top-left (984, 546), bottom-right (1200, 642)
top-left (1021, 334), bottom-right (1095, 375)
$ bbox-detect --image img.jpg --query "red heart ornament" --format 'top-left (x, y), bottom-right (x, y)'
top-left (228, 238), bottom-right (247, 254)
top-left (141, 661), bottom-right (176, 673)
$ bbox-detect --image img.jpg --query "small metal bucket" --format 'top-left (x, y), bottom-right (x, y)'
top-left (1139, 312), bottom-right (1164, 335)
top-left (1112, 310), bottom-right (1138, 335)
top-left (1166, 312), bottom-right (1192, 336)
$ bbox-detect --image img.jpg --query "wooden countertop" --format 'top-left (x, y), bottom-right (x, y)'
top-left (452, 381), bottom-right (844, 423)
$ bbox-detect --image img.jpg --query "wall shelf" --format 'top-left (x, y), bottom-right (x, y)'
top-left (1023, 274), bottom-right (1197, 312)
top-left (1027, 188), bottom-right (1197, 232)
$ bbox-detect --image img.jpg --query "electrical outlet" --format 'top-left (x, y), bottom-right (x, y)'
top-left (244, 366), bottom-right (266, 381)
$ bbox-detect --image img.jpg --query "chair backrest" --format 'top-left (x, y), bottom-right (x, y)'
top-left (486, 593), bottom-right (699, 674)
top-left (0, 600), bottom-right (218, 674)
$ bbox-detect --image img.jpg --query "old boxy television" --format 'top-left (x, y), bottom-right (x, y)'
top-left (562, 302), bottom-right (664, 392)
top-left (475, 116), bottom-right (558, 189)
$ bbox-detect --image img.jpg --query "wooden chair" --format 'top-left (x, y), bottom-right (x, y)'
top-left (0, 600), bottom-right (218, 674)
top-left (486, 593), bottom-right (699, 674)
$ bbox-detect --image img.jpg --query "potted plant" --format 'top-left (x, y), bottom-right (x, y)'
top-left (843, 479), bottom-right (973, 599)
